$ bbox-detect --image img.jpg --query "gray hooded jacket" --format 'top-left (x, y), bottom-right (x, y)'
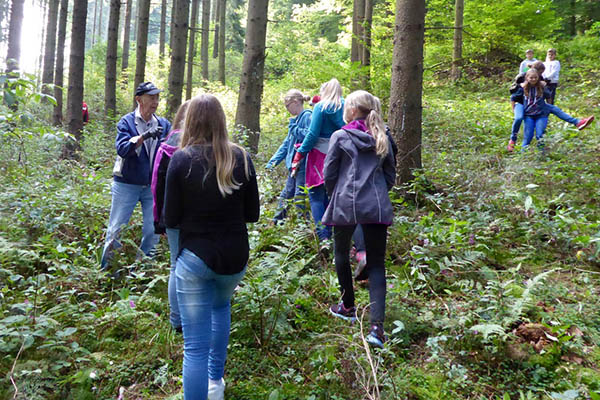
top-left (322, 127), bottom-right (395, 226)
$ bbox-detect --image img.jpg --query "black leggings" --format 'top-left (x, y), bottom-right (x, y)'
top-left (333, 224), bottom-right (387, 325)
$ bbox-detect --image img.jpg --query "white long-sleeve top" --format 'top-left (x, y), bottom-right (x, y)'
top-left (543, 60), bottom-right (561, 83)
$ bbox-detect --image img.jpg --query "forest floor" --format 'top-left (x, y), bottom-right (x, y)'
top-left (1, 77), bottom-right (599, 400)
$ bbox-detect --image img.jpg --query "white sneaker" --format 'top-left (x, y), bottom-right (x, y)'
top-left (207, 378), bottom-right (225, 400)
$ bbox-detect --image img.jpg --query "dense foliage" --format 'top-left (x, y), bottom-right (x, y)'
top-left (1, 0), bottom-right (600, 398)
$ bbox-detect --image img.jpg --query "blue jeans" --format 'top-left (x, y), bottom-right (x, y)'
top-left (308, 184), bottom-right (332, 240)
top-left (273, 163), bottom-right (306, 221)
top-left (511, 103), bottom-right (524, 142)
top-left (545, 103), bottom-right (579, 125)
top-left (176, 249), bottom-right (246, 400)
top-left (100, 181), bottom-right (159, 269)
top-left (166, 228), bottom-right (180, 329)
top-left (523, 115), bottom-right (549, 150)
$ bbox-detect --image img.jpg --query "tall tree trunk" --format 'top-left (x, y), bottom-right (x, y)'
top-left (351, 0), bottom-right (365, 63)
top-left (91, 0), bottom-right (97, 46)
top-left (388, 0), bottom-right (425, 185)
top-left (170, 0), bottom-right (178, 52)
top-left (361, 0), bottom-right (373, 88)
top-left (159, 0), bottom-right (167, 57)
top-left (200, 0), bottom-right (210, 79)
top-left (63, 0), bottom-right (88, 159)
top-left (167, 0), bottom-right (190, 118)
top-left (235, 0), bottom-right (268, 153)
top-left (42, 0), bottom-right (59, 96)
top-left (133, 0), bottom-right (151, 102)
top-left (6, 0), bottom-right (25, 73)
top-left (37, 1), bottom-right (48, 87)
top-left (121, 0), bottom-right (132, 70)
top-left (97, 0), bottom-right (104, 42)
top-left (450, 0), bottom-right (463, 81)
top-left (132, 0), bottom-right (138, 41)
top-left (217, 0), bottom-right (225, 84)
top-left (53, 0), bottom-right (68, 125)
top-left (569, 0), bottom-right (576, 36)
top-left (212, 0), bottom-right (220, 59)
top-left (186, 0), bottom-right (199, 99)
top-left (105, 0), bottom-right (120, 117)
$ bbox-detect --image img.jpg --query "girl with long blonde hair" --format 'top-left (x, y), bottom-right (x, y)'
top-left (322, 90), bottom-right (396, 349)
top-left (164, 94), bottom-right (259, 400)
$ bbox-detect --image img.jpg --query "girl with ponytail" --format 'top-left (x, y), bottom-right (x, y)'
top-left (322, 90), bottom-right (396, 349)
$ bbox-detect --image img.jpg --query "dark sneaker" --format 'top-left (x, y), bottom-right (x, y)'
top-left (366, 324), bottom-right (385, 349)
top-left (576, 116), bottom-right (594, 131)
top-left (319, 240), bottom-right (332, 259)
top-left (329, 303), bottom-right (357, 322)
top-left (507, 139), bottom-right (516, 152)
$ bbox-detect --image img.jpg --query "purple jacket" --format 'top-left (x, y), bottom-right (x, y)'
top-left (151, 129), bottom-right (181, 234)
top-left (322, 120), bottom-right (395, 226)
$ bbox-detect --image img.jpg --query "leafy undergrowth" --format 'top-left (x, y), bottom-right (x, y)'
top-left (1, 78), bottom-right (600, 400)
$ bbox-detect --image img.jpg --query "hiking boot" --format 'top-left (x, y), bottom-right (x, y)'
top-left (208, 378), bottom-right (225, 400)
top-left (319, 239), bottom-right (332, 259)
top-left (366, 324), bottom-right (386, 349)
top-left (507, 139), bottom-right (516, 152)
top-left (329, 302), bottom-right (357, 322)
top-left (576, 116), bottom-right (594, 131)
top-left (354, 251), bottom-right (368, 281)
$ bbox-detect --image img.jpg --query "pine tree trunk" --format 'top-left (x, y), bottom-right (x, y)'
top-left (133, 0), bottom-right (151, 102)
top-left (351, 0), bottom-right (365, 63)
top-left (63, 0), bottom-right (88, 159)
top-left (186, 0), bottom-right (199, 100)
top-left (159, 0), bottom-right (167, 57)
top-left (361, 0), bottom-right (373, 88)
top-left (37, 1), bottom-right (48, 87)
top-left (217, 0), bottom-right (225, 84)
top-left (91, 0), bottom-right (97, 46)
top-left (42, 0), bottom-right (59, 96)
top-left (235, 0), bottom-right (268, 153)
top-left (450, 0), bottom-right (463, 81)
top-left (133, 0), bottom-right (138, 41)
top-left (53, 0), bottom-right (68, 125)
top-left (6, 0), bottom-right (25, 73)
top-left (170, 0), bottom-right (177, 51)
top-left (97, 0), bottom-right (104, 42)
top-left (388, 0), bottom-right (425, 185)
top-left (167, 0), bottom-right (190, 118)
top-left (121, 0), bottom-right (132, 70)
top-left (200, 0), bottom-right (210, 79)
top-left (212, 0), bottom-right (220, 59)
top-left (105, 0), bottom-right (120, 117)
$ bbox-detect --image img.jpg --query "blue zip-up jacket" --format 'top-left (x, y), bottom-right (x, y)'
top-left (114, 112), bottom-right (171, 186)
top-left (297, 100), bottom-right (345, 154)
top-left (266, 109), bottom-right (312, 170)
top-left (510, 87), bottom-right (551, 117)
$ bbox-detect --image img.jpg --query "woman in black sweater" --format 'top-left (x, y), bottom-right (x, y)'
top-left (164, 94), bottom-right (260, 400)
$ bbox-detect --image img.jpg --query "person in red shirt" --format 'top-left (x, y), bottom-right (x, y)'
top-left (82, 102), bottom-right (89, 124)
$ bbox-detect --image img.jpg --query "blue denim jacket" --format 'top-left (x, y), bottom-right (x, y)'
top-left (267, 109), bottom-right (312, 170)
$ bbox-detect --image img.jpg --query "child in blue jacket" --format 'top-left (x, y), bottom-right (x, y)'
top-left (266, 90), bottom-right (312, 222)
top-left (511, 69), bottom-right (551, 150)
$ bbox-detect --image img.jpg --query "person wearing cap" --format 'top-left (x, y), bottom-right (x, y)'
top-left (100, 82), bottom-right (172, 270)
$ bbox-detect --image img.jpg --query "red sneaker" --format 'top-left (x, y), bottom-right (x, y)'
top-left (576, 116), bottom-right (595, 131)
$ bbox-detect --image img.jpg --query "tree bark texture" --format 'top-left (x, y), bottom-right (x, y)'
top-left (6, 0), bottom-right (25, 72)
top-left (351, 0), bottom-right (365, 63)
top-left (121, 0), bottom-right (133, 70)
top-left (235, 0), bottom-right (269, 153)
top-left (63, 0), bottom-right (88, 159)
top-left (133, 0), bottom-right (151, 103)
top-left (53, 0), bottom-right (68, 125)
top-left (388, 0), bottom-right (425, 185)
top-left (159, 0), bottom-right (167, 57)
top-left (105, 0), bottom-right (120, 117)
top-left (217, 0), bottom-right (226, 84)
top-left (200, 0), bottom-right (210, 79)
top-left (186, 0), bottom-right (199, 100)
top-left (42, 0), bottom-right (59, 95)
top-left (133, 0), bottom-right (138, 41)
top-left (361, 0), bottom-right (373, 88)
top-left (170, 0), bottom-right (177, 51)
top-left (167, 0), bottom-right (190, 118)
top-left (212, 0), bottom-right (220, 59)
top-left (450, 0), bottom-right (463, 81)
